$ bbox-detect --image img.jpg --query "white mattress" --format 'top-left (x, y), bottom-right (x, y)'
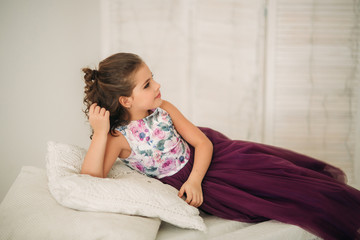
top-left (0, 166), bottom-right (321, 240)
top-left (156, 214), bottom-right (321, 240)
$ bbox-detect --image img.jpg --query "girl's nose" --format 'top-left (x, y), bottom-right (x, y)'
top-left (154, 80), bottom-right (161, 90)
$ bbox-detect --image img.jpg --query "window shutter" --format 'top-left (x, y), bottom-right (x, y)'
top-left (265, 0), bottom-right (360, 183)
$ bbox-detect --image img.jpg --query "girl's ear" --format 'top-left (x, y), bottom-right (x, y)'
top-left (119, 96), bottom-right (132, 109)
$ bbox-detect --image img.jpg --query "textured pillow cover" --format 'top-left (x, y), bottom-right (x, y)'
top-left (46, 141), bottom-right (206, 231)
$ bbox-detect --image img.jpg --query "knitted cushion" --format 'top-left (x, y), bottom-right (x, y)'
top-left (45, 141), bottom-right (206, 231)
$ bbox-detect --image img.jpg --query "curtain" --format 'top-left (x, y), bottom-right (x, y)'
top-left (100, 0), bottom-right (359, 184)
top-left (265, 0), bottom-right (360, 183)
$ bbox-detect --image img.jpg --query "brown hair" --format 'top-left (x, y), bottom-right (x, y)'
top-left (82, 53), bottom-right (143, 137)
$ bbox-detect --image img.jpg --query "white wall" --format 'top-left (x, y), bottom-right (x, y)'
top-left (0, 0), bottom-right (100, 201)
top-left (101, 0), bottom-right (267, 143)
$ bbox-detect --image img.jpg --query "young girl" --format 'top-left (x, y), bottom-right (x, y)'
top-left (81, 52), bottom-right (360, 240)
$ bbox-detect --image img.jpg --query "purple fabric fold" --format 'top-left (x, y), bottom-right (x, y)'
top-left (159, 127), bottom-right (360, 240)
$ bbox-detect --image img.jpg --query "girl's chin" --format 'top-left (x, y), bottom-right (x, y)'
top-left (154, 98), bottom-right (163, 108)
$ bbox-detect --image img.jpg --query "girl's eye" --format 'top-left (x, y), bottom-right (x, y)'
top-left (144, 74), bottom-right (153, 89)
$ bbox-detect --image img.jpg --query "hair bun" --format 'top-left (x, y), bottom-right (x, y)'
top-left (91, 70), bottom-right (98, 80)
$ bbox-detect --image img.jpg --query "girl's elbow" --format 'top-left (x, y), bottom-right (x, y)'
top-left (200, 137), bottom-right (213, 151)
top-left (80, 168), bottom-right (104, 178)
top-left (206, 138), bottom-right (213, 151)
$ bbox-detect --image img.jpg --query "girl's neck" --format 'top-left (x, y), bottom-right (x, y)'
top-left (129, 109), bottom-right (153, 121)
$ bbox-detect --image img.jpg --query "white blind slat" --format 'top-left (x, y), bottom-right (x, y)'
top-left (268, 0), bottom-right (359, 182)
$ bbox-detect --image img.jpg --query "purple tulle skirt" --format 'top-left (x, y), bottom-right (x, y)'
top-left (159, 127), bottom-right (360, 240)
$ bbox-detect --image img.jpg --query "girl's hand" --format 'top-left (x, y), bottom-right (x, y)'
top-left (178, 179), bottom-right (203, 207)
top-left (89, 103), bottom-right (110, 135)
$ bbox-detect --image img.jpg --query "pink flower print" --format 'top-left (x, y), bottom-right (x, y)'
top-left (137, 121), bottom-right (147, 132)
top-left (164, 137), bottom-right (179, 151)
top-left (162, 114), bottom-right (168, 122)
top-left (143, 157), bottom-right (155, 168)
top-left (129, 120), bottom-right (148, 141)
top-left (153, 150), bottom-right (162, 163)
top-left (160, 158), bottom-right (176, 174)
top-left (134, 162), bottom-right (144, 173)
top-left (170, 141), bottom-right (181, 154)
top-left (185, 145), bottom-right (191, 157)
top-left (137, 120), bottom-right (146, 129)
top-left (129, 125), bottom-right (140, 138)
top-left (153, 128), bottom-right (165, 140)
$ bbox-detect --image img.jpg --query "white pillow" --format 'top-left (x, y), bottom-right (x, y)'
top-left (46, 141), bottom-right (206, 231)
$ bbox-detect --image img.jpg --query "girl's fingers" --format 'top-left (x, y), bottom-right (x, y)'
top-left (90, 103), bottom-right (109, 117)
top-left (94, 105), bottom-right (101, 114)
top-left (89, 103), bottom-right (97, 113)
top-left (178, 187), bottom-right (185, 198)
top-left (192, 194), bottom-right (202, 207)
top-left (190, 194), bottom-right (196, 206)
top-left (178, 183), bottom-right (204, 207)
top-left (186, 192), bottom-right (193, 204)
top-left (100, 107), bottom-right (106, 116)
top-left (196, 195), bottom-right (200, 207)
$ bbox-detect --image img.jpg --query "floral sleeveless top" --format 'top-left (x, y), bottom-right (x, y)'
top-left (116, 108), bottom-right (190, 179)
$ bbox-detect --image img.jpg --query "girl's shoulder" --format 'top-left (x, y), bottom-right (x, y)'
top-left (159, 99), bottom-right (171, 110)
top-left (109, 129), bottom-right (127, 143)
top-left (159, 100), bottom-right (177, 116)
top-left (108, 129), bottom-right (131, 156)
top-left (159, 100), bottom-right (185, 123)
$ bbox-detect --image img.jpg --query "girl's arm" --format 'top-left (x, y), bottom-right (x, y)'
top-left (80, 103), bottom-right (123, 178)
top-left (160, 100), bottom-right (213, 207)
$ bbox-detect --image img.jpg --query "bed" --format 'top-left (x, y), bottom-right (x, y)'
top-left (0, 142), bottom-right (322, 240)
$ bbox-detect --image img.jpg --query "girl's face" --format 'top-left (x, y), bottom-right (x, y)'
top-left (129, 63), bottom-right (162, 113)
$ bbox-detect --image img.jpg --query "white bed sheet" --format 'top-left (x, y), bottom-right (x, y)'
top-left (0, 166), bottom-right (160, 240)
top-left (156, 214), bottom-right (321, 240)
top-left (0, 166), bottom-right (321, 240)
